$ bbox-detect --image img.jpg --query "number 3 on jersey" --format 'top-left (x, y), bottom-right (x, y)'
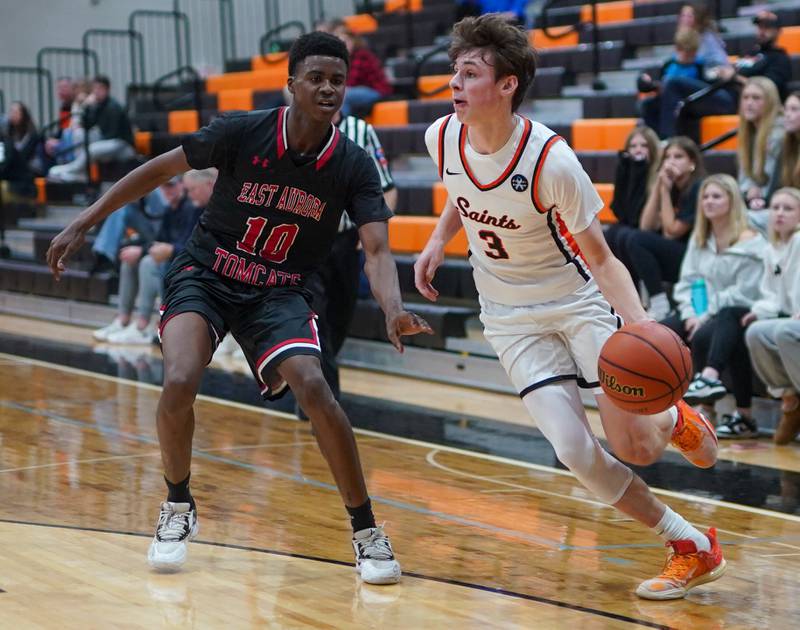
top-left (236, 216), bottom-right (299, 264)
top-left (478, 230), bottom-right (510, 260)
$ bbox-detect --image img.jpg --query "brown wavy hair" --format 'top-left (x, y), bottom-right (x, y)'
top-left (781, 92), bottom-right (800, 188)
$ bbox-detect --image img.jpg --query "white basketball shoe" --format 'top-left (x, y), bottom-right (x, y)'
top-left (352, 525), bottom-right (401, 585)
top-left (147, 501), bottom-right (199, 571)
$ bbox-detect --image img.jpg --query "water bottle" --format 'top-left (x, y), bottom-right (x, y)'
top-left (691, 278), bottom-right (708, 316)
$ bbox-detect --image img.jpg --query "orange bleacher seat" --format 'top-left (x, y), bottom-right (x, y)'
top-left (251, 52), bottom-right (290, 72)
top-left (417, 75), bottom-right (452, 101)
top-left (529, 28), bottom-right (579, 49)
top-left (777, 26), bottom-right (800, 55)
top-left (367, 100), bottom-right (409, 127)
top-left (385, 0), bottom-right (422, 11)
top-left (432, 182), bottom-right (449, 216)
top-left (700, 115), bottom-right (738, 149)
top-left (218, 88), bottom-right (254, 111)
top-left (134, 131), bottom-right (152, 156)
top-left (579, 1), bottom-right (632, 24)
top-left (594, 183), bottom-right (617, 223)
top-left (206, 69), bottom-right (287, 94)
top-left (571, 118), bottom-right (638, 151)
top-left (342, 14), bottom-right (378, 34)
top-left (388, 216), bottom-right (468, 256)
top-left (35, 177), bottom-right (46, 204)
top-left (168, 110), bottom-right (199, 134)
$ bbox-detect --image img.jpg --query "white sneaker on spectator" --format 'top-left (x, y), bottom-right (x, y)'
top-left (108, 323), bottom-right (153, 345)
top-left (647, 293), bottom-right (671, 322)
top-left (93, 318), bottom-right (127, 341)
top-left (215, 334), bottom-right (238, 356)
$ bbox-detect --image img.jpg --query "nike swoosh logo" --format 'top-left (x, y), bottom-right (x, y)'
top-left (445, 168), bottom-right (461, 175)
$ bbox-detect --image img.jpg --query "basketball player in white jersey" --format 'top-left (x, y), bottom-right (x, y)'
top-left (414, 14), bottom-right (725, 600)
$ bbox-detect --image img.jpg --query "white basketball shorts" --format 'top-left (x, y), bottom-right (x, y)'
top-left (479, 280), bottom-right (622, 397)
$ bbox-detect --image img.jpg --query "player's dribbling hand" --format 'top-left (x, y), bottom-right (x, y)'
top-left (414, 245), bottom-right (444, 301)
top-left (46, 223), bottom-right (87, 281)
top-left (386, 311), bottom-right (434, 353)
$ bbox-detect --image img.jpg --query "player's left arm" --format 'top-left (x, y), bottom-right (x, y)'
top-left (573, 219), bottom-right (648, 324)
top-left (359, 221), bottom-right (433, 352)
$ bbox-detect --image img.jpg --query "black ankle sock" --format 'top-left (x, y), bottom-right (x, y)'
top-left (165, 473), bottom-right (195, 511)
top-left (346, 498), bottom-right (376, 533)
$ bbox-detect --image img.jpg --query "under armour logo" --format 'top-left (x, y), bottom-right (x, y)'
top-left (511, 174), bottom-right (528, 192)
top-left (252, 154), bottom-right (269, 168)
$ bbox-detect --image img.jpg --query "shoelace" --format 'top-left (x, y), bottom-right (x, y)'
top-left (156, 507), bottom-right (192, 542)
top-left (661, 552), bottom-right (699, 581)
top-left (357, 529), bottom-right (394, 561)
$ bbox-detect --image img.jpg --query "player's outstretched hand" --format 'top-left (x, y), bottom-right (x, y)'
top-left (46, 223), bottom-right (87, 281)
top-left (386, 311), bottom-right (434, 353)
top-left (414, 244), bottom-right (443, 302)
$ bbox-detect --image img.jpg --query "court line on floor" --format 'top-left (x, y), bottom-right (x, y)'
top-left (4, 352), bottom-right (800, 525)
top-left (0, 518), bottom-right (675, 630)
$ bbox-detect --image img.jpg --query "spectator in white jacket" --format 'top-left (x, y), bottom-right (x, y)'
top-left (661, 174), bottom-right (765, 430)
top-left (744, 187), bottom-right (800, 444)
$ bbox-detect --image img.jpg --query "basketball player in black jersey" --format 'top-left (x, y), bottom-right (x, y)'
top-left (46, 32), bottom-right (431, 584)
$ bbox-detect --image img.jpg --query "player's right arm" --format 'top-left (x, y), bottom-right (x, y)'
top-left (47, 147), bottom-right (190, 280)
top-left (414, 198), bottom-right (462, 301)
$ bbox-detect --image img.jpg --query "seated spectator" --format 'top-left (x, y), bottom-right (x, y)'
top-left (716, 11), bottom-right (792, 101)
top-left (661, 175), bottom-right (765, 431)
top-left (48, 75), bottom-right (135, 183)
top-left (0, 101), bottom-right (40, 203)
top-left (93, 170), bottom-right (211, 343)
top-left (332, 23), bottom-right (392, 117)
top-left (55, 77), bottom-right (75, 135)
top-left (604, 125), bottom-right (661, 282)
top-left (640, 28), bottom-right (721, 140)
top-left (744, 187), bottom-right (800, 444)
top-left (44, 81), bottom-right (91, 171)
top-left (778, 92), bottom-right (800, 189)
top-left (627, 136), bottom-right (704, 320)
top-left (678, 2), bottom-right (728, 68)
top-left (737, 77), bottom-right (783, 227)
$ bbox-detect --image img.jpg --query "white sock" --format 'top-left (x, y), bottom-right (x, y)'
top-left (668, 406), bottom-right (679, 433)
top-left (647, 293), bottom-right (671, 321)
top-left (654, 506), bottom-right (710, 552)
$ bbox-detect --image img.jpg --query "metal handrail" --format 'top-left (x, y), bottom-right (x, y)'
top-left (675, 77), bottom-right (737, 137)
top-left (700, 128), bottom-right (737, 152)
top-left (82, 28), bottom-right (146, 88)
top-left (173, 0), bottom-right (236, 67)
top-left (0, 65), bottom-right (54, 127)
top-left (129, 9), bottom-right (192, 73)
top-left (412, 41), bottom-right (450, 99)
top-left (259, 20), bottom-right (306, 58)
top-left (0, 89), bottom-right (4, 114)
top-left (152, 65), bottom-right (203, 115)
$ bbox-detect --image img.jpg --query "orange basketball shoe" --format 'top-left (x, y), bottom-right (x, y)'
top-left (670, 400), bottom-right (718, 468)
top-left (636, 527), bottom-right (726, 600)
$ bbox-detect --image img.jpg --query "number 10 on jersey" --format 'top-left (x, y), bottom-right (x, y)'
top-left (236, 216), bottom-right (299, 264)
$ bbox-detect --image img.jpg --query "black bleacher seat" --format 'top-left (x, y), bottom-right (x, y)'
top-left (0, 260), bottom-right (116, 304)
top-left (348, 298), bottom-right (476, 350)
top-left (394, 255), bottom-right (476, 300)
top-left (364, 22), bottom-right (439, 60)
top-left (581, 92), bottom-right (639, 119)
top-left (580, 16), bottom-right (675, 48)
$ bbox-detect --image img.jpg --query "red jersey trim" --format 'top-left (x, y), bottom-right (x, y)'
top-left (531, 134), bottom-right (564, 214)
top-left (458, 117), bottom-right (532, 191)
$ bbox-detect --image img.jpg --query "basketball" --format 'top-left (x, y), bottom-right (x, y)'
top-left (598, 320), bottom-right (692, 415)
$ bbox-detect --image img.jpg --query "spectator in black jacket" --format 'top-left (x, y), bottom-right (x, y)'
top-left (604, 125), bottom-right (661, 285)
top-left (48, 75), bottom-right (135, 183)
top-left (0, 101), bottom-right (40, 202)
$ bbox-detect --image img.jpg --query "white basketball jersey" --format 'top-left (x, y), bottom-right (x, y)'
top-left (425, 114), bottom-right (604, 306)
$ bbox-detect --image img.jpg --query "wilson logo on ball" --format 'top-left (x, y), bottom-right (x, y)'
top-left (599, 368), bottom-right (645, 398)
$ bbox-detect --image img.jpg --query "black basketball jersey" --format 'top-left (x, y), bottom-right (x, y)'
top-left (181, 107), bottom-right (392, 290)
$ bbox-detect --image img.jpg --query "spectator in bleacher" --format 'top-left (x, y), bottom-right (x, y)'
top-left (55, 77), bottom-right (75, 135)
top-left (737, 76), bottom-right (783, 227)
top-left (627, 136), bottom-right (705, 320)
top-left (332, 23), bottom-right (392, 117)
top-left (47, 75), bottom-right (135, 183)
top-left (716, 11), bottom-right (792, 100)
top-left (0, 101), bottom-right (40, 203)
top-left (744, 187), bottom-right (800, 444)
top-left (640, 28), bottom-right (728, 140)
top-left (93, 170), bottom-right (208, 344)
top-left (678, 2), bottom-right (729, 68)
top-left (778, 92), bottom-right (800, 190)
top-left (660, 174), bottom-right (764, 433)
top-left (604, 125), bottom-right (661, 283)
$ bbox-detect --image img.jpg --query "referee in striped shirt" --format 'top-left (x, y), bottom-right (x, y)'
top-left (301, 111), bottom-right (397, 413)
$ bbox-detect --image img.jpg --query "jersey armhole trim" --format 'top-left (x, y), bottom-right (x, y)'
top-left (531, 134), bottom-right (564, 214)
top-left (437, 114), bottom-right (453, 180)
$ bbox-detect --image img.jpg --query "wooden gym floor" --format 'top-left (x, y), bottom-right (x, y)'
top-left (1, 314), bottom-right (799, 628)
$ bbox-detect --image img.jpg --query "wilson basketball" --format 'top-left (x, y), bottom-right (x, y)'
top-left (598, 321), bottom-right (692, 415)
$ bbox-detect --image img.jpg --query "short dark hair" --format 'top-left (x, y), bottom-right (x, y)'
top-left (93, 75), bottom-right (111, 89)
top-left (449, 14), bottom-right (537, 112)
top-left (288, 31), bottom-right (349, 76)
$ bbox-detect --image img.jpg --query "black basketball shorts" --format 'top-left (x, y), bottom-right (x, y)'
top-left (159, 253), bottom-right (321, 400)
